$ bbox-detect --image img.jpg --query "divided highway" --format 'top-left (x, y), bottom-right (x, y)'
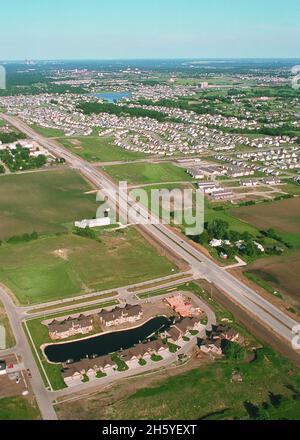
top-left (2, 113), bottom-right (299, 347)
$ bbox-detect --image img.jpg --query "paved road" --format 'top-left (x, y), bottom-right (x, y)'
top-left (1, 113), bottom-right (298, 346)
top-left (0, 285), bottom-right (58, 420)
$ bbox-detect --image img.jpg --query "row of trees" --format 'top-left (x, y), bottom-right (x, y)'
top-left (78, 102), bottom-right (170, 123)
top-left (0, 232), bottom-right (39, 246)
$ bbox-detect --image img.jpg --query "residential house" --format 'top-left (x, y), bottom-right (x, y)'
top-left (98, 305), bottom-right (143, 327)
top-left (48, 315), bottom-right (93, 340)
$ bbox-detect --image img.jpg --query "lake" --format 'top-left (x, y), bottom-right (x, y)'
top-left (44, 316), bottom-right (172, 363)
top-left (93, 91), bottom-right (132, 103)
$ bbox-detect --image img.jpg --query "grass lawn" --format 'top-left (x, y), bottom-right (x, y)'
top-left (102, 162), bottom-right (194, 185)
top-left (244, 250), bottom-right (300, 306)
top-left (0, 169), bottom-right (97, 240)
top-left (0, 397), bottom-right (40, 420)
top-left (0, 300), bottom-right (16, 348)
top-left (31, 124), bottom-right (66, 138)
top-left (57, 136), bottom-right (148, 162)
top-left (0, 227), bottom-right (177, 305)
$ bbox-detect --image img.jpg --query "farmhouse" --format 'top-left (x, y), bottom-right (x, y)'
top-left (48, 315), bottom-right (93, 340)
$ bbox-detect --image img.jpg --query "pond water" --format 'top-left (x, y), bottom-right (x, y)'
top-left (44, 316), bottom-right (172, 363)
top-left (93, 91), bottom-right (132, 103)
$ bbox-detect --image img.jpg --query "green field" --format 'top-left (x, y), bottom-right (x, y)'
top-left (0, 397), bottom-right (40, 420)
top-left (57, 136), bottom-right (148, 162)
top-left (102, 162), bottom-right (194, 185)
top-left (31, 124), bottom-right (66, 138)
top-left (245, 250), bottom-right (300, 307)
top-left (87, 348), bottom-right (300, 420)
top-left (0, 227), bottom-right (177, 305)
top-left (0, 169), bottom-right (97, 240)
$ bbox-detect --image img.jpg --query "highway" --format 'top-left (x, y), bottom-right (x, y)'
top-left (1, 113), bottom-right (299, 347)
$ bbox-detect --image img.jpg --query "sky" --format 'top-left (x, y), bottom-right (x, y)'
top-left (0, 0), bottom-right (299, 60)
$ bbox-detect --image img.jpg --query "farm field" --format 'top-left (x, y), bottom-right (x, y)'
top-left (244, 250), bottom-right (300, 307)
top-left (102, 162), bottom-right (194, 185)
top-left (0, 227), bottom-right (177, 305)
top-left (0, 169), bottom-right (97, 240)
top-left (57, 136), bottom-right (148, 162)
top-left (231, 198), bottom-right (300, 236)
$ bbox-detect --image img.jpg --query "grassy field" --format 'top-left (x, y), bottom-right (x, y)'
top-left (0, 227), bottom-right (177, 305)
top-left (102, 162), bottom-right (194, 185)
top-left (31, 124), bottom-right (66, 138)
top-left (0, 300), bottom-right (16, 348)
top-left (86, 348), bottom-right (300, 420)
top-left (0, 169), bottom-right (97, 240)
top-left (231, 197), bottom-right (300, 245)
top-left (245, 250), bottom-right (300, 307)
top-left (57, 136), bottom-right (148, 162)
top-left (0, 397), bottom-right (40, 420)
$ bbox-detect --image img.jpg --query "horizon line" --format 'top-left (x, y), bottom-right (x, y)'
top-left (1, 57), bottom-right (300, 63)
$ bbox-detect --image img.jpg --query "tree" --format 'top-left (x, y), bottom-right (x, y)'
top-left (207, 219), bottom-right (229, 239)
top-left (221, 340), bottom-right (246, 361)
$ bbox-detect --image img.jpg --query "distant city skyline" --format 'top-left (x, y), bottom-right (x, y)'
top-left (1, 0), bottom-right (299, 60)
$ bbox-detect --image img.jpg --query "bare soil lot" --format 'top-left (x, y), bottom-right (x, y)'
top-left (232, 197), bottom-right (300, 235)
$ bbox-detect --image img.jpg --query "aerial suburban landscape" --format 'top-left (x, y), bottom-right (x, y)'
top-left (0, 0), bottom-right (300, 427)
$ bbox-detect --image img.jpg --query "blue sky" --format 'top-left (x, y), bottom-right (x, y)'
top-left (1, 0), bottom-right (299, 59)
